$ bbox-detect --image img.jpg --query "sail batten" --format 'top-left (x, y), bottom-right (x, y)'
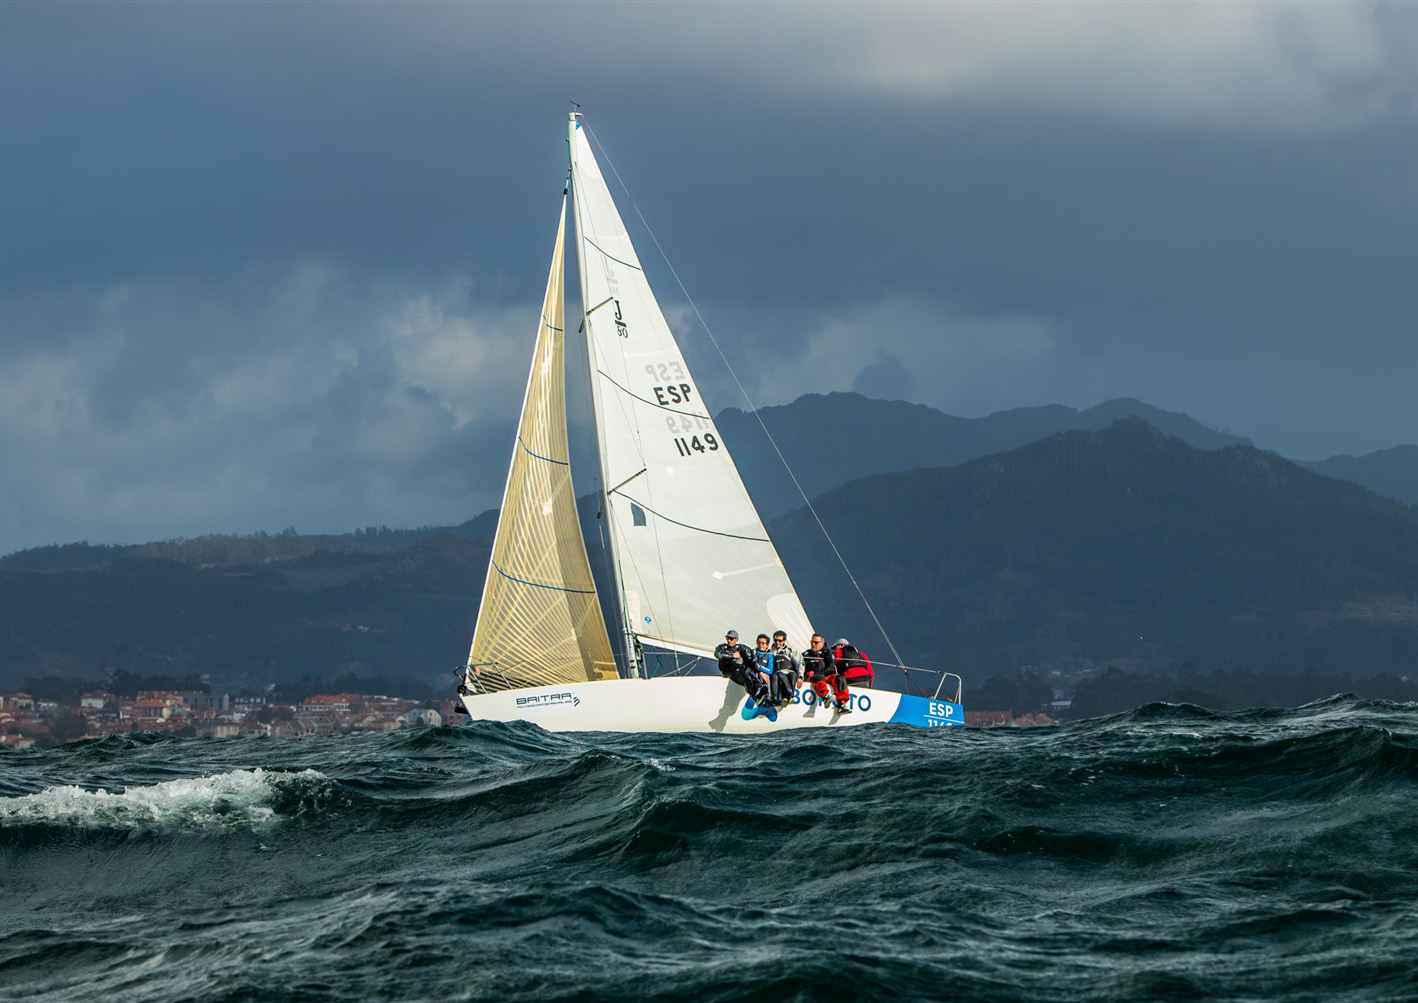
top-left (612, 494), bottom-right (770, 543)
top-left (488, 559), bottom-right (599, 595)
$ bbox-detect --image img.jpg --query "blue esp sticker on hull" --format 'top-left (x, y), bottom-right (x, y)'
top-left (887, 693), bottom-right (964, 727)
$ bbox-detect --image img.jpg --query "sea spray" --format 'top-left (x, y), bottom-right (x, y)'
top-left (0, 768), bottom-right (330, 832)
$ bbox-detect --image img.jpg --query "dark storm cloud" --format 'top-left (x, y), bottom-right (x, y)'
top-left (3, 1), bottom-right (1418, 556)
top-left (2, 4), bottom-right (567, 304)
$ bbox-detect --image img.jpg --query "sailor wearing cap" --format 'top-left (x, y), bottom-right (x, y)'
top-left (714, 629), bottom-right (768, 704)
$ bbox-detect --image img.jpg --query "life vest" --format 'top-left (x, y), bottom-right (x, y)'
top-left (834, 644), bottom-right (874, 686)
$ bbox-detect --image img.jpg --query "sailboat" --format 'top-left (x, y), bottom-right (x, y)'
top-left (456, 113), bottom-right (963, 733)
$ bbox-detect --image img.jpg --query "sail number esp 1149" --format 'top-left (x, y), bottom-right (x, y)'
top-left (645, 362), bottom-right (720, 459)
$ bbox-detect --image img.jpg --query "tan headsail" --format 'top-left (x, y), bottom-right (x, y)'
top-left (467, 197), bottom-right (618, 691)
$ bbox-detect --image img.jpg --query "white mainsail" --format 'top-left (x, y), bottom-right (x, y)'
top-left (467, 197), bottom-right (618, 690)
top-left (568, 114), bottom-right (814, 660)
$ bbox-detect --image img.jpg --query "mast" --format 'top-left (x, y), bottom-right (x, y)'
top-left (568, 111), bottom-right (644, 679)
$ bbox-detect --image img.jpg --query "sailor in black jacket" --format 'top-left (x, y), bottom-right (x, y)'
top-left (801, 633), bottom-right (850, 712)
top-left (714, 630), bottom-right (769, 704)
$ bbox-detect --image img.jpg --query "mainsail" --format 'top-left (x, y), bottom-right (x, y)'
top-left (467, 197), bottom-right (618, 690)
top-left (568, 114), bottom-right (814, 659)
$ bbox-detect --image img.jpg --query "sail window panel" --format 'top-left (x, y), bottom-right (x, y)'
top-left (609, 499), bottom-right (813, 656)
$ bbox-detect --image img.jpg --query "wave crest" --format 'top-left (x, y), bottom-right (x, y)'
top-left (0, 768), bottom-right (330, 833)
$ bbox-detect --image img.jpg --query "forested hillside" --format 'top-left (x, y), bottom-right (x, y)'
top-left (772, 419), bottom-right (1418, 680)
top-left (0, 533), bottom-right (489, 692)
top-left (1300, 444), bottom-right (1418, 506)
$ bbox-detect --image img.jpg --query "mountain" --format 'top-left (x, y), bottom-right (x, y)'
top-left (770, 419), bottom-right (1418, 682)
top-left (716, 393), bottom-right (1250, 517)
top-left (1299, 445), bottom-right (1418, 506)
top-left (6, 411), bottom-right (1417, 696)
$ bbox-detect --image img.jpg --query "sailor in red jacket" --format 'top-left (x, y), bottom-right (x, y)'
top-left (832, 639), bottom-right (874, 689)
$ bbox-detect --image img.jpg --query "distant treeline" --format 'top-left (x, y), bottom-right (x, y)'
top-left (19, 670), bottom-right (210, 702)
top-left (1067, 665), bottom-right (1418, 719)
top-left (3, 523), bottom-right (485, 571)
top-left (15, 669), bottom-right (435, 705)
top-left (269, 673), bottom-right (435, 704)
top-left (963, 672), bottom-right (1055, 716)
top-left (965, 664), bottom-right (1418, 719)
top-left (0, 535), bottom-right (489, 693)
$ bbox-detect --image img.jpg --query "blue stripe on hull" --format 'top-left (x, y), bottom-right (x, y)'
top-left (888, 692), bottom-right (965, 727)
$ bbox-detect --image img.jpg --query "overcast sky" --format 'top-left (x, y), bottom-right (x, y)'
top-left (3, 1), bottom-right (1417, 556)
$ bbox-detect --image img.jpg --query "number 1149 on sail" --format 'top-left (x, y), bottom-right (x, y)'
top-left (672, 434), bottom-right (720, 457)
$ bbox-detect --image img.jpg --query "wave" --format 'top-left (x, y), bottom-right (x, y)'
top-left (1070, 692), bottom-right (1414, 730)
top-left (0, 767), bottom-right (334, 835)
top-left (6, 704), bottom-right (1418, 1002)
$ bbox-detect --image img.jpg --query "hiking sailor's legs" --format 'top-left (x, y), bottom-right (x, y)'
top-left (804, 666), bottom-right (847, 708)
top-left (726, 663), bottom-right (770, 704)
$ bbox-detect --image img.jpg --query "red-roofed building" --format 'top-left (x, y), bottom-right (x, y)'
top-left (134, 699), bottom-right (171, 721)
top-left (0, 693), bottom-right (33, 711)
top-left (965, 709), bottom-right (1013, 727)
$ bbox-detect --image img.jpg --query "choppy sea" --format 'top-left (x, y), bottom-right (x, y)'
top-left (3, 696), bottom-right (1417, 1001)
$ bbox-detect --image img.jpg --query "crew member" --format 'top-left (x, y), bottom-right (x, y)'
top-left (833, 638), bottom-right (874, 689)
top-left (715, 630), bottom-right (769, 704)
top-left (801, 633), bottom-right (850, 712)
top-left (752, 633), bottom-right (786, 705)
top-left (769, 630), bottom-right (801, 706)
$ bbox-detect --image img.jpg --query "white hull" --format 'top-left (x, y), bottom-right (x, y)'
top-left (459, 676), bottom-right (963, 734)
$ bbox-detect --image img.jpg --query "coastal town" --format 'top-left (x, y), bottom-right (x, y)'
top-left (0, 688), bottom-right (463, 748)
top-left (1, 684), bottom-right (1042, 747)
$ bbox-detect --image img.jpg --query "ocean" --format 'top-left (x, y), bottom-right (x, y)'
top-left (3, 697), bottom-right (1417, 1001)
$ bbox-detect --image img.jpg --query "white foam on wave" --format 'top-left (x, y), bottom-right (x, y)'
top-left (0, 767), bottom-right (326, 831)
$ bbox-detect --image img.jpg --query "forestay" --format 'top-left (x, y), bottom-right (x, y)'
top-left (467, 198), bottom-right (618, 690)
top-left (568, 115), bottom-right (813, 657)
